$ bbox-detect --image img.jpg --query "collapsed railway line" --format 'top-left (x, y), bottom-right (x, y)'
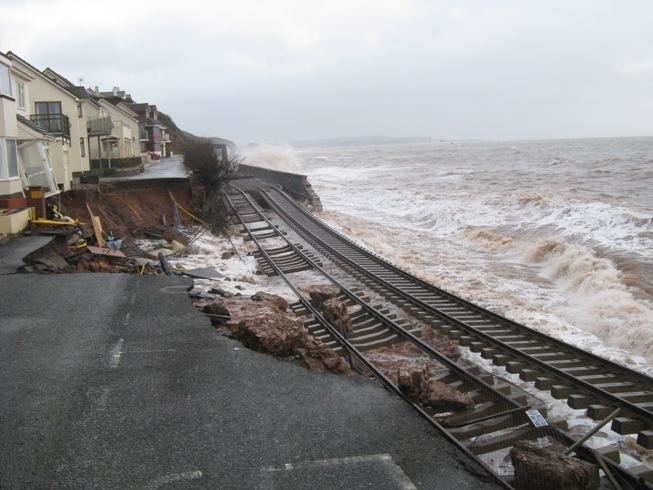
top-left (224, 185), bottom-right (653, 489)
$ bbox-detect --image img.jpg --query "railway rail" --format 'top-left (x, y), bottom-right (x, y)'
top-left (224, 185), bottom-right (653, 488)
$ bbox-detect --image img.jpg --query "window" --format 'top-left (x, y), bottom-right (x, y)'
top-left (35, 101), bottom-right (62, 115)
top-left (34, 101), bottom-right (64, 132)
top-left (6, 139), bottom-right (18, 177)
top-left (17, 82), bottom-right (25, 109)
top-left (80, 137), bottom-right (85, 158)
top-left (77, 101), bottom-right (82, 117)
top-left (0, 63), bottom-right (12, 96)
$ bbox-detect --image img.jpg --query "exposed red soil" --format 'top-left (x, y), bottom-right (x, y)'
top-left (55, 180), bottom-right (201, 254)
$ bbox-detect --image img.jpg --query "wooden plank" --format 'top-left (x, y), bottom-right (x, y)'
top-left (86, 245), bottom-right (126, 258)
top-left (85, 202), bottom-right (106, 248)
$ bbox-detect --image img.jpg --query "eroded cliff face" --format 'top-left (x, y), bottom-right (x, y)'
top-left (236, 164), bottom-right (323, 211)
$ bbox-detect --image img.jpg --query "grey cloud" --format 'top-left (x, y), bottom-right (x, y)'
top-left (2, 0), bottom-right (652, 143)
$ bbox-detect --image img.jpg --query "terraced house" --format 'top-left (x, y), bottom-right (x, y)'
top-left (43, 74), bottom-right (141, 168)
top-left (0, 53), bottom-right (58, 234)
top-left (90, 87), bottom-right (169, 160)
top-left (5, 52), bottom-right (91, 193)
top-left (1, 51), bottom-right (173, 234)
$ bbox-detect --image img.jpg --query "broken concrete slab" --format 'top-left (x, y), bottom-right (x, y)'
top-left (0, 235), bottom-right (55, 274)
top-left (180, 267), bottom-right (225, 280)
top-left (36, 254), bottom-right (69, 272)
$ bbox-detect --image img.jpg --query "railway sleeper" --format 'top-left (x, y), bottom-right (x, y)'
top-left (559, 365), bottom-right (607, 377)
top-left (529, 351), bottom-right (572, 361)
top-left (623, 465), bottom-right (653, 484)
top-left (352, 334), bottom-right (400, 350)
top-left (492, 336), bottom-right (532, 346)
top-left (617, 391), bottom-right (653, 403)
top-left (448, 413), bottom-right (538, 440)
top-left (546, 359), bottom-right (591, 369)
top-left (637, 431), bottom-right (653, 449)
top-left (467, 423), bottom-right (539, 456)
top-left (519, 368), bottom-right (546, 382)
top-left (505, 361), bottom-right (528, 374)
top-left (611, 417), bottom-right (644, 435)
top-left (349, 327), bottom-right (394, 344)
top-left (349, 323), bottom-right (388, 339)
top-left (351, 316), bottom-right (380, 330)
top-left (443, 402), bottom-right (505, 428)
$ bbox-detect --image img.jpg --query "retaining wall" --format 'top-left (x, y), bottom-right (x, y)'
top-left (236, 164), bottom-right (322, 211)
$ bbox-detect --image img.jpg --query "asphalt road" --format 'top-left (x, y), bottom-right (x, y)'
top-left (104, 156), bottom-right (188, 181)
top-left (0, 273), bottom-right (501, 489)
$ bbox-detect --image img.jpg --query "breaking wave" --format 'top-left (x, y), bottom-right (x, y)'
top-left (523, 239), bottom-right (653, 357)
top-left (301, 137), bottom-right (653, 371)
top-left (241, 144), bottom-right (302, 173)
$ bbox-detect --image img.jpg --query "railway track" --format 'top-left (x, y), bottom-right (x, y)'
top-left (224, 186), bottom-right (653, 489)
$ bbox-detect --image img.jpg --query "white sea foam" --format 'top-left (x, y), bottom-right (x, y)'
top-left (301, 137), bottom-right (653, 372)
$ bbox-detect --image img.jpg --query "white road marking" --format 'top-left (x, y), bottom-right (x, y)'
top-left (109, 338), bottom-right (124, 368)
top-left (262, 454), bottom-right (416, 490)
top-left (96, 387), bottom-right (110, 411)
top-left (159, 285), bottom-right (189, 294)
top-left (125, 349), bottom-right (177, 353)
top-left (144, 470), bottom-right (203, 489)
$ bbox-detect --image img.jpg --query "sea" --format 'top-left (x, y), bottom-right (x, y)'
top-left (242, 137), bottom-right (653, 375)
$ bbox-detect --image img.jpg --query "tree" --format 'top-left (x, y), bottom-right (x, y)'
top-left (182, 137), bottom-right (239, 233)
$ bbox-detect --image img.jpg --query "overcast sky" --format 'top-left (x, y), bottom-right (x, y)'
top-left (1, 0), bottom-right (651, 144)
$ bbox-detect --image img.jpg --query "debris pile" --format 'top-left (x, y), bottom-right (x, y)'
top-left (419, 376), bottom-right (474, 411)
top-left (510, 438), bottom-right (599, 490)
top-left (195, 290), bottom-right (351, 375)
top-left (319, 298), bottom-right (353, 335)
top-left (303, 284), bottom-right (353, 335)
top-left (304, 284), bottom-right (340, 307)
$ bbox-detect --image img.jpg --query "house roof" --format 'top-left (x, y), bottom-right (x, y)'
top-left (42, 67), bottom-right (76, 88)
top-left (94, 90), bottom-right (134, 103)
top-left (96, 98), bottom-right (139, 123)
top-left (16, 114), bottom-right (55, 138)
top-left (130, 103), bottom-right (149, 111)
top-left (5, 52), bottom-right (79, 102)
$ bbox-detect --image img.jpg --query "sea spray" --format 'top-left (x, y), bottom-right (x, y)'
top-left (241, 144), bottom-right (302, 173)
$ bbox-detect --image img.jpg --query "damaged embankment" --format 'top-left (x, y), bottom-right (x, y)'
top-left (192, 277), bottom-right (472, 415)
top-left (194, 285), bottom-right (352, 375)
top-left (27, 179), bottom-right (202, 273)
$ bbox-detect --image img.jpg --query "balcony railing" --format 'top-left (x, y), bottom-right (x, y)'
top-left (87, 116), bottom-right (113, 136)
top-left (30, 114), bottom-right (71, 144)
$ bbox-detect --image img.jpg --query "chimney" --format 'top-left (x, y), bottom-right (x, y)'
top-left (113, 86), bottom-right (119, 96)
top-left (94, 85), bottom-right (99, 93)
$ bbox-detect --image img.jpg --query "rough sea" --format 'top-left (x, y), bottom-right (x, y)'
top-left (281, 137), bottom-right (653, 374)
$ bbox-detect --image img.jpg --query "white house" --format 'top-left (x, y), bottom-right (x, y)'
top-left (0, 53), bottom-right (58, 234)
top-left (7, 52), bottom-right (90, 191)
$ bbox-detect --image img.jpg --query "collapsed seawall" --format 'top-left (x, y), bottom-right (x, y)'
top-left (235, 164), bottom-right (322, 212)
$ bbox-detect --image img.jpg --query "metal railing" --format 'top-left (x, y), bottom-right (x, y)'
top-left (87, 116), bottom-right (113, 136)
top-left (29, 113), bottom-right (71, 143)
